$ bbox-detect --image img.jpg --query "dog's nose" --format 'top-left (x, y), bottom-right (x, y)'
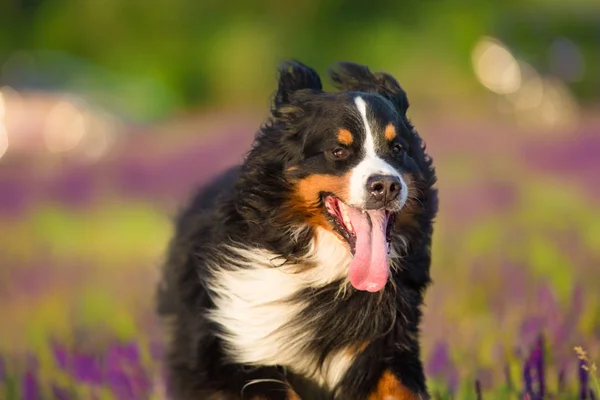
top-left (366, 175), bottom-right (401, 207)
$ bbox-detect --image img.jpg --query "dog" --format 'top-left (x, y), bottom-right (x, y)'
top-left (156, 60), bottom-right (438, 400)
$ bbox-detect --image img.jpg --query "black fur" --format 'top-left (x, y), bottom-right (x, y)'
top-left (157, 60), bottom-right (438, 400)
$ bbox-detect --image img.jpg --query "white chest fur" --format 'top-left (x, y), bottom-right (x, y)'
top-left (207, 228), bottom-right (355, 388)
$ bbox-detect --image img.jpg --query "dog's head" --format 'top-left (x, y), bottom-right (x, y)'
top-left (245, 60), bottom-right (436, 292)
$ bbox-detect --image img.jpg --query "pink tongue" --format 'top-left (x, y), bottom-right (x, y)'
top-left (346, 208), bottom-right (390, 292)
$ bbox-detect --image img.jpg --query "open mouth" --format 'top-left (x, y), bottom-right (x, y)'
top-left (324, 195), bottom-right (396, 254)
top-left (324, 195), bottom-right (398, 293)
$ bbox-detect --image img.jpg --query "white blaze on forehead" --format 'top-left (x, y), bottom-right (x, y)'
top-left (349, 96), bottom-right (407, 207)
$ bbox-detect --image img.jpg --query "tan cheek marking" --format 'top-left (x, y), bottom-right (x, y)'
top-left (283, 173), bottom-right (352, 231)
top-left (337, 128), bottom-right (354, 145)
top-left (296, 173), bottom-right (352, 205)
top-left (368, 371), bottom-right (421, 400)
top-left (385, 124), bottom-right (397, 141)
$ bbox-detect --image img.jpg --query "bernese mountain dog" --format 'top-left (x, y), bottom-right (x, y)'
top-left (156, 60), bottom-right (438, 400)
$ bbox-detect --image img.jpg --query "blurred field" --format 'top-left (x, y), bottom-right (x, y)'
top-left (1, 0), bottom-right (599, 399)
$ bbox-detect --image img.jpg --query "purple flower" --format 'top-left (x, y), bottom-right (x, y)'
top-left (106, 342), bottom-right (140, 366)
top-left (520, 335), bottom-right (547, 399)
top-left (523, 132), bottom-right (600, 176)
top-left (21, 371), bottom-right (40, 400)
top-left (49, 167), bottom-right (95, 208)
top-left (71, 352), bottom-right (103, 385)
top-left (105, 369), bottom-right (135, 400)
top-left (523, 357), bottom-right (533, 396)
top-left (426, 341), bottom-right (459, 392)
top-left (128, 367), bottom-right (153, 398)
top-left (531, 336), bottom-right (545, 399)
top-left (52, 342), bottom-right (69, 370)
top-left (519, 317), bottom-right (546, 351)
top-left (579, 358), bottom-right (589, 400)
top-left (427, 341), bottom-right (451, 377)
top-left (104, 342), bottom-right (152, 399)
top-left (0, 178), bottom-right (30, 216)
top-left (115, 130), bottom-right (252, 200)
top-left (52, 384), bottom-right (74, 400)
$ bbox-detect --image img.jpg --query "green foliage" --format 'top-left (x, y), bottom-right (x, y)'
top-left (1, 0), bottom-right (597, 120)
top-left (2, 376), bottom-right (19, 400)
top-left (77, 289), bottom-right (138, 340)
top-left (25, 202), bottom-right (171, 263)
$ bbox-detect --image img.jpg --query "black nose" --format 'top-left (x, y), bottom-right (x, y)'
top-left (366, 175), bottom-right (401, 207)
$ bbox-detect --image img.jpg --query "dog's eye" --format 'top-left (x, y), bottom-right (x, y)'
top-left (332, 148), bottom-right (350, 159)
top-left (392, 143), bottom-right (403, 154)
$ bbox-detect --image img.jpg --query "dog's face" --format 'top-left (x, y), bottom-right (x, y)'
top-left (261, 61), bottom-right (435, 292)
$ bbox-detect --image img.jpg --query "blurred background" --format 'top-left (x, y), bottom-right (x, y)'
top-left (1, 0), bottom-right (599, 399)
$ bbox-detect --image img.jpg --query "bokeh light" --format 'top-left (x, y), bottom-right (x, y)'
top-left (472, 36), bottom-right (581, 135)
top-left (472, 36), bottom-right (522, 95)
top-left (75, 112), bottom-right (118, 162)
top-left (43, 99), bottom-right (87, 154)
top-left (0, 91), bottom-right (7, 160)
top-left (536, 77), bottom-right (579, 131)
top-left (506, 62), bottom-right (544, 111)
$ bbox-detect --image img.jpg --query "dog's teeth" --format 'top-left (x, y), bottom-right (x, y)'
top-left (339, 204), bottom-right (354, 232)
top-left (345, 216), bottom-right (354, 233)
top-left (341, 208), bottom-right (348, 223)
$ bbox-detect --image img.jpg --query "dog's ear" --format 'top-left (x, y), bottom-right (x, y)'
top-left (329, 61), bottom-right (409, 114)
top-left (274, 60), bottom-right (323, 106)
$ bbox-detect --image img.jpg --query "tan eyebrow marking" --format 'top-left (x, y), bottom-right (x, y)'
top-left (384, 123), bottom-right (397, 141)
top-left (337, 128), bottom-right (354, 145)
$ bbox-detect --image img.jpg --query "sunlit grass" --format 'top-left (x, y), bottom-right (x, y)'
top-left (1, 202), bottom-right (171, 264)
top-left (575, 346), bottom-right (600, 398)
top-left (1, 117), bottom-right (599, 398)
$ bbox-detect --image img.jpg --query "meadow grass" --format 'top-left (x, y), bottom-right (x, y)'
top-left (1, 117), bottom-right (598, 399)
